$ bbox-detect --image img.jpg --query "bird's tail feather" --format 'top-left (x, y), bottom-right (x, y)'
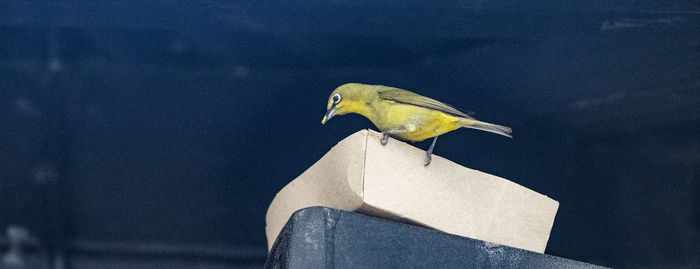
top-left (459, 118), bottom-right (513, 138)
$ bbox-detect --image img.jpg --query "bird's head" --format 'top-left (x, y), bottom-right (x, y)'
top-left (321, 83), bottom-right (374, 124)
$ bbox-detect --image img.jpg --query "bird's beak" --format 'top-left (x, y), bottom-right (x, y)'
top-left (321, 105), bottom-right (336, 125)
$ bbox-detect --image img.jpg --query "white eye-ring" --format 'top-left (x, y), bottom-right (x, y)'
top-left (332, 93), bottom-right (341, 104)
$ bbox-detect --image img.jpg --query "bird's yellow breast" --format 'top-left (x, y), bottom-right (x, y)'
top-left (363, 100), bottom-right (463, 142)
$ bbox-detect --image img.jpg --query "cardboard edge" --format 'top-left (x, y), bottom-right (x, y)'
top-left (542, 199), bottom-right (560, 252)
top-left (356, 202), bottom-right (435, 229)
top-left (361, 129), bottom-right (370, 201)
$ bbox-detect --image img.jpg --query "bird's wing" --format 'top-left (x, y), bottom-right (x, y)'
top-left (376, 86), bottom-right (474, 118)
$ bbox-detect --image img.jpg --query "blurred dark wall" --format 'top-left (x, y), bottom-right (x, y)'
top-left (1, 1), bottom-right (699, 268)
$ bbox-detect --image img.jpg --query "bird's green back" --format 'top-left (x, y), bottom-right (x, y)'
top-left (375, 86), bottom-right (474, 118)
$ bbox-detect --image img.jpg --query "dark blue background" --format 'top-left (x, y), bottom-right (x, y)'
top-left (1, 1), bottom-right (699, 268)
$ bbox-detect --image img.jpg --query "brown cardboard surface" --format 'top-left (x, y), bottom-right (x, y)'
top-left (265, 129), bottom-right (559, 253)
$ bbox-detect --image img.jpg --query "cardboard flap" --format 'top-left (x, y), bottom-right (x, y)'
top-left (361, 130), bottom-right (558, 253)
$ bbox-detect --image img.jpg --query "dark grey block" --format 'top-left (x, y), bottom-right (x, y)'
top-left (266, 207), bottom-right (605, 268)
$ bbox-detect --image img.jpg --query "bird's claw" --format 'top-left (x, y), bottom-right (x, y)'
top-left (424, 154), bottom-right (432, 166)
top-left (381, 133), bottom-right (389, 145)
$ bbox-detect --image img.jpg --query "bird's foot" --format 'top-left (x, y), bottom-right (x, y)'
top-left (424, 136), bottom-right (438, 166)
top-left (381, 132), bottom-right (389, 145)
top-left (424, 153), bottom-right (432, 166)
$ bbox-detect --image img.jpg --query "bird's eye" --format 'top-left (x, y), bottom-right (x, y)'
top-left (332, 94), bottom-right (341, 104)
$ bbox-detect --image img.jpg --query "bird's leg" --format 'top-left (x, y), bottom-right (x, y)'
top-left (425, 136), bottom-right (438, 166)
top-left (380, 129), bottom-right (408, 145)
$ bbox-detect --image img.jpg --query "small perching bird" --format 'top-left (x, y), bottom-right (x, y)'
top-left (321, 83), bottom-right (512, 165)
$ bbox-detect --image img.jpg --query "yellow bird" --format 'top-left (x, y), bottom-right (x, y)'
top-left (321, 83), bottom-right (512, 165)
